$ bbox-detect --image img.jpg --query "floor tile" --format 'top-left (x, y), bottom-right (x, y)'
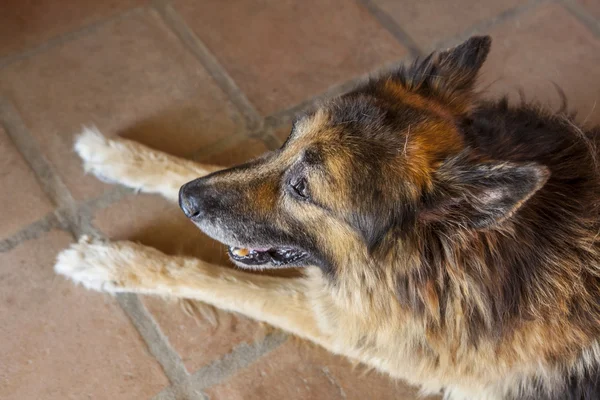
top-left (373, 0), bottom-right (522, 50)
top-left (204, 340), bottom-right (438, 400)
top-left (0, 0), bottom-right (144, 58)
top-left (0, 125), bottom-right (53, 240)
top-left (145, 296), bottom-right (267, 373)
top-left (171, 0), bottom-right (406, 116)
top-left (576, 0), bottom-right (600, 20)
top-left (273, 123), bottom-right (293, 146)
top-left (0, 230), bottom-right (168, 399)
top-left (0, 9), bottom-right (243, 201)
top-left (197, 135), bottom-right (270, 167)
top-left (480, 3), bottom-right (600, 127)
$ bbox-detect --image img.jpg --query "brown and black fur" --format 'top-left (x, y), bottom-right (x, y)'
top-left (57, 36), bottom-right (600, 399)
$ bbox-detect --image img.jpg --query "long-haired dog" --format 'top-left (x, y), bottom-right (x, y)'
top-left (55, 36), bottom-right (600, 399)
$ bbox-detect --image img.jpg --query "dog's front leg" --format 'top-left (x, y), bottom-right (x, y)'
top-left (74, 127), bottom-right (222, 202)
top-left (55, 236), bottom-right (329, 346)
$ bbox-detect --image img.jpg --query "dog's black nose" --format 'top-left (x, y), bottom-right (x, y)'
top-left (179, 182), bottom-right (203, 219)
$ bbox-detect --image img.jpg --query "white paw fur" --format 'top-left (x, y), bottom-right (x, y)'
top-left (74, 126), bottom-right (135, 185)
top-left (72, 126), bottom-right (205, 202)
top-left (55, 235), bottom-right (121, 293)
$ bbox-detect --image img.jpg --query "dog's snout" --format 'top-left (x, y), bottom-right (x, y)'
top-left (179, 182), bottom-right (204, 220)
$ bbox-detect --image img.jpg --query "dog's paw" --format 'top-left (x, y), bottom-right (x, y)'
top-left (55, 235), bottom-right (121, 293)
top-left (74, 126), bottom-right (134, 185)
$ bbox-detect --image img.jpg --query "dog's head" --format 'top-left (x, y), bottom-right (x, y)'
top-left (179, 36), bottom-right (548, 275)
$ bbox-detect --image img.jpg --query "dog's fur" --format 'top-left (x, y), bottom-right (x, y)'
top-left (55, 36), bottom-right (600, 399)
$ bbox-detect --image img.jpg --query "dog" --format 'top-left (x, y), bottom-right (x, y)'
top-left (55, 36), bottom-right (600, 399)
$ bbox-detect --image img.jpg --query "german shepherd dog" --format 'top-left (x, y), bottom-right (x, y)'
top-left (55, 36), bottom-right (600, 399)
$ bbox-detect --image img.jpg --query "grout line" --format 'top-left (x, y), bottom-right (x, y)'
top-left (115, 294), bottom-right (204, 399)
top-left (245, 122), bottom-right (281, 151)
top-left (189, 131), bottom-right (256, 162)
top-left (560, 0), bottom-right (600, 38)
top-left (152, 387), bottom-right (209, 400)
top-left (0, 98), bottom-right (71, 206)
top-left (261, 130), bottom-right (284, 151)
top-left (250, 0), bottom-right (549, 134)
top-left (264, 59), bottom-right (408, 129)
top-left (0, 7), bottom-right (147, 70)
top-left (152, 332), bottom-right (287, 398)
top-left (0, 212), bottom-right (61, 253)
top-left (189, 332), bottom-right (287, 389)
top-left (151, 387), bottom-right (178, 400)
top-left (151, 333), bottom-right (287, 398)
top-left (0, 96), bottom-right (196, 395)
top-left (246, 0), bottom-right (553, 146)
top-left (151, 0), bottom-right (263, 132)
top-left (1, 187), bottom-right (131, 253)
top-left (82, 186), bottom-right (133, 212)
top-left (0, 97), bottom-right (93, 237)
top-left (354, 0), bottom-right (423, 57)
top-left (321, 366), bottom-right (348, 400)
top-left (432, 0), bottom-right (547, 51)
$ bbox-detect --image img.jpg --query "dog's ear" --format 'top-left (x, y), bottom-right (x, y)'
top-left (421, 155), bottom-right (550, 229)
top-left (397, 36), bottom-right (492, 112)
top-left (432, 35), bottom-right (491, 95)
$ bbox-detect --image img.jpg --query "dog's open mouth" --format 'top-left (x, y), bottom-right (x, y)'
top-left (228, 246), bottom-right (308, 267)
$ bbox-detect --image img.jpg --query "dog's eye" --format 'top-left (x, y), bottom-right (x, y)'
top-left (289, 177), bottom-right (309, 199)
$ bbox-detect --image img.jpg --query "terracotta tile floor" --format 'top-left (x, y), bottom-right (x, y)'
top-left (1, 1), bottom-right (599, 399)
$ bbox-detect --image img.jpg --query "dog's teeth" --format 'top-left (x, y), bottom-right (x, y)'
top-left (233, 247), bottom-right (250, 257)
